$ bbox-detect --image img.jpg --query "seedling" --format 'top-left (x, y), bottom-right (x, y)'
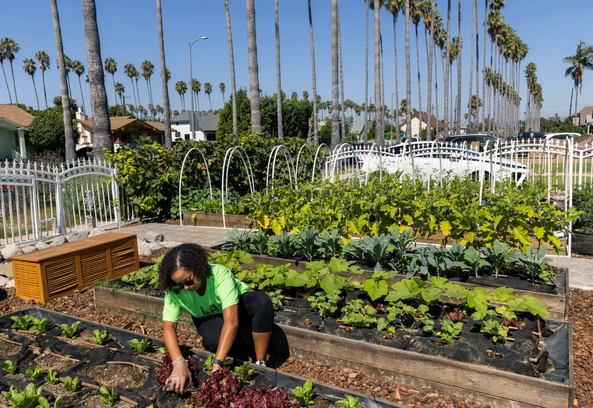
top-left (31, 318), bottom-right (53, 333)
top-left (59, 322), bottom-right (80, 339)
top-left (45, 369), bottom-right (59, 385)
top-left (63, 376), bottom-right (78, 392)
top-left (438, 320), bottom-right (464, 343)
top-left (127, 338), bottom-right (152, 355)
top-left (336, 394), bottom-right (363, 408)
top-left (157, 347), bottom-right (167, 354)
top-left (481, 319), bottom-right (509, 343)
top-left (293, 378), bottom-right (317, 406)
top-left (99, 386), bottom-right (117, 406)
top-left (87, 330), bottom-right (111, 345)
top-left (36, 395), bottom-right (62, 408)
top-left (2, 360), bottom-right (17, 375)
top-left (201, 354), bottom-right (230, 374)
top-left (26, 365), bottom-right (43, 380)
top-left (232, 361), bottom-right (255, 385)
top-left (10, 315), bottom-right (34, 331)
top-left (1, 384), bottom-right (43, 407)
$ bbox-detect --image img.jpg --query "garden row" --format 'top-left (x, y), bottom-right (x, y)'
top-left (0, 308), bottom-right (398, 408)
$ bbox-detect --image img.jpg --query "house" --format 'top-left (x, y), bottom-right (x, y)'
top-left (171, 111), bottom-right (219, 141)
top-left (399, 113), bottom-right (445, 138)
top-left (75, 110), bottom-right (176, 150)
top-left (579, 106), bottom-right (593, 128)
top-left (0, 104), bottom-right (35, 160)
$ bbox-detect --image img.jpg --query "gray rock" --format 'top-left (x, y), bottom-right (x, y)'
top-left (0, 276), bottom-right (10, 288)
top-left (21, 246), bottom-right (37, 254)
top-left (67, 229), bottom-right (90, 242)
top-left (138, 241), bottom-right (153, 256)
top-left (144, 231), bottom-right (164, 243)
top-left (35, 241), bottom-right (50, 251)
top-left (148, 242), bottom-right (164, 251)
top-left (0, 262), bottom-right (13, 278)
top-left (89, 228), bottom-right (106, 237)
top-left (4, 279), bottom-right (15, 289)
top-left (1, 244), bottom-right (23, 260)
top-left (161, 241), bottom-right (183, 248)
top-left (48, 235), bottom-right (67, 247)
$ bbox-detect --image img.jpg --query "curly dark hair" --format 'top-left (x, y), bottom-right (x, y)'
top-left (159, 243), bottom-right (211, 292)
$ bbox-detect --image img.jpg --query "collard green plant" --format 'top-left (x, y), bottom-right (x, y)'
top-left (232, 361), bottom-right (255, 385)
top-left (31, 318), bottom-right (53, 333)
top-left (293, 378), bottom-right (317, 406)
top-left (26, 365), bottom-right (43, 380)
top-left (59, 322), bottom-right (80, 339)
top-left (315, 229), bottom-right (343, 258)
top-left (295, 225), bottom-right (319, 261)
top-left (99, 386), bottom-right (117, 406)
top-left (1, 384), bottom-right (43, 408)
top-left (481, 240), bottom-right (509, 278)
top-left (463, 246), bottom-right (491, 278)
top-left (45, 369), bottom-right (59, 385)
top-left (248, 230), bottom-right (269, 255)
top-left (10, 315), bottom-right (34, 331)
top-left (512, 245), bottom-right (554, 283)
top-left (63, 376), bottom-right (78, 392)
top-left (87, 330), bottom-right (111, 346)
top-left (269, 232), bottom-right (296, 259)
top-left (127, 338), bottom-right (152, 355)
top-left (2, 360), bottom-right (17, 375)
top-left (357, 234), bottom-right (394, 272)
top-left (222, 228), bottom-right (252, 251)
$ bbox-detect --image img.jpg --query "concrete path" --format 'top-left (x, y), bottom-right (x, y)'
top-left (114, 223), bottom-right (593, 291)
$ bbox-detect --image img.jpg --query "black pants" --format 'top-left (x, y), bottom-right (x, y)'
top-left (191, 291), bottom-right (273, 354)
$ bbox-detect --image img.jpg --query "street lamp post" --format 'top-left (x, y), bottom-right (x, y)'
top-left (189, 36), bottom-right (209, 140)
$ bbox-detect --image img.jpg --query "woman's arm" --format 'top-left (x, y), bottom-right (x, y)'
top-left (163, 321), bottom-right (182, 361)
top-left (212, 304), bottom-right (239, 370)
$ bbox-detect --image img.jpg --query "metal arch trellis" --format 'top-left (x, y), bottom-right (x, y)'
top-left (221, 146), bottom-right (255, 229)
top-left (311, 143), bottom-right (330, 183)
top-left (265, 145), bottom-right (296, 191)
top-left (295, 144), bottom-right (314, 184)
top-left (178, 147), bottom-right (213, 226)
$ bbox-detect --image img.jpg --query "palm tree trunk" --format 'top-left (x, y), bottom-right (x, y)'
top-left (0, 63), bottom-right (13, 104)
top-left (129, 78), bottom-right (137, 113)
top-left (78, 76), bottom-right (86, 114)
top-left (373, 0), bottom-right (383, 146)
top-left (444, 0), bottom-right (451, 138)
top-left (468, 0), bottom-right (475, 133)
top-left (274, 0), bottom-right (283, 140)
top-left (426, 0), bottom-right (435, 141)
top-left (156, 0), bottom-right (172, 148)
top-left (456, 0), bottom-right (462, 135)
top-left (393, 13), bottom-right (400, 143)
top-left (436, 46), bottom-right (441, 138)
top-left (32, 76), bottom-right (40, 110)
top-left (246, 0), bottom-right (262, 134)
top-left (405, 0), bottom-right (412, 140)
top-left (381, 34), bottom-right (385, 140)
top-left (331, 0), bottom-right (340, 147)
top-left (338, 11), bottom-right (346, 143)
top-left (482, 0), bottom-right (487, 132)
top-left (415, 24), bottom-right (422, 126)
top-left (42, 70), bottom-right (48, 108)
top-left (9, 61), bottom-right (18, 105)
top-left (307, 0), bottom-right (318, 145)
top-left (224, 0), bottom-right (238, 139)
top-left (52, 0), bottom-right (76, 162)
top-left (135, 80), bottom-right (142, 112)
top-left (489, 41), bottom-right (495, 134)
top-left (364, 0), bottom-right (369, 142)
top-left (575, 84), bottom-right (579, 116)
top-left (208, 95), bottom-right (212, 111)
top-left (111, 73), bottom-right (117, 107)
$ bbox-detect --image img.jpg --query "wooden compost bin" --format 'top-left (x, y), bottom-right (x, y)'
top-left (12, 232), bottom-right (139, 303)
top-left (182, 211), bottom-right (253, 229)
top-left (205, 248), bottom-right (570, 322)
top-left (93, 286), bottom-right (574, 408)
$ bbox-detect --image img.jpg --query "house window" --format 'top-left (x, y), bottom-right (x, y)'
top-left (184, 134), bottom-right (189, 140)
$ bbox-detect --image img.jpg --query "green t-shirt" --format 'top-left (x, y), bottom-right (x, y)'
top-left (162, 264), bottom-right (249, 323)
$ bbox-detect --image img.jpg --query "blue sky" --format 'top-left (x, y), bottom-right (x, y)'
top-left (1, 0), bottom-right (591, 121)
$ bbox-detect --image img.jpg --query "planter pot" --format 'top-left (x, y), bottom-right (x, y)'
top-left (182, 211), bottom-right (253, 229)
top-left (93, 287), bottom-right (574, 408)
top-left (205, 247), bottom-right (569, 321)
top-left (572, 229), bottom-right (593, 256)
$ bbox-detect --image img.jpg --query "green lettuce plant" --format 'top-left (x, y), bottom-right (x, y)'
top-left (293, 378), bottom-right (317, 406)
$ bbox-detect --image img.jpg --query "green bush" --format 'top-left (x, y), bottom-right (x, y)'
top-left (26, 107), bottom-right (80, 150)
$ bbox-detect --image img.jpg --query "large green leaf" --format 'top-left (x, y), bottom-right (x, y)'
top-left (364, 279), bottom-right (388, 301)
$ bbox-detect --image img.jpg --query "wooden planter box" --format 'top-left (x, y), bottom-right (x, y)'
top-left (11, 232), bottom-right (139, 303)
top-left (93, 287), bottom-right (574, 408)
top-left (205, 248), bottom-right (570, 322)
top-left (182, 211), bottom-right (253, 229)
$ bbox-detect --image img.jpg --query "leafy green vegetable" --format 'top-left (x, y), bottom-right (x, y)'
top-left (126, 338), bottom-right (152, 355)
top-left (232, 361), bottom-right (255, 385)
top-left (10, 315), bottom-right (34, 331)
top-left (295, 225), bottom-right (319, 261)
top-left (2, 360), bottom-right (17, 375)
top-left (63, 377), bottom-right (78, 392)
top-left (59, 322), bottom-right (80, 339)
top-left (99, 386), bottom-right (117, 406)
top-left (315, 229), bottom-right (343, 258)
top-left (45, 369), bottom-right (59, 385)
top-left (1, 384), bottom-right (43, 408)
top-left (335, 394), bottom-right (363, 408)
top-left (26, 365), bottom-right (43, 380)
top-left (87, 330), bottom-right (111, 346)
top-left (480, 319), bottom-right (509, 343)
top-left (438, 319), bottom-right (464, 343)
top-left (293, 378), bottom-right (317, 406)
top-left (31, 318), bottom-right (53, 333)
top-left (36, 395), bottom-right (62, 408)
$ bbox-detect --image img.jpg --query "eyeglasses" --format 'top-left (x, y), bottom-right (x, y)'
top-left (175, 272), bottom-right (195, 289)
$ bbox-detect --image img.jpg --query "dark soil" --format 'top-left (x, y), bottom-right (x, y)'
top-left (42, 382), bottom-right (78, 398)
top-left (0, 338), bottom-right (21, 357)
top-left (82, 394), bottom-right (135, 408)
top-left (34, 352), bottom-right (79, 372)
top-left (139, 247), bottom-right (171, 269)
top-left (86, 363), bottom-right (148, 390)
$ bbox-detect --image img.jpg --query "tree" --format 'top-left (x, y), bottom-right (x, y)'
top-left (308, 0), bottom-right (319, 145)
top-left (405, 0), bottom-right (412, 139)
top-left (104, 57), bottom-right (118, 107)
top-left (34, 51), bottom-right (50, 109)
top-left (72, 60), bottom-right (86, 115)
top-left (467, 95), bottom-right (483, 121)
top-left (217, 88), bottom-right (251, 136)
top-left (192, 79), bottom-right (201, 111)
top-left (23, 58), bottom-right (40, 110)
top-left (274, 0), bottom-right (283, 140)
top-left (373, 0), bottom-right (383, 146)
top-left (563, 41), bottom-right (593, 117)
top-left (27, 108), bottom-right (79, 150)
top-left (156, 0), bottom-right (172, 148)
top-left (64, 55), bottom-right (73, 101)
top-left (246, 0), bottom-right (262, 134)
top-left (1, 38), bottom-right (20, 105)
top-left (219, 82), bottom-right (226, 103)
top-left (124, 63), bottom-right (139, 113)
top-left (387, 0), bottom-right (404, 142)
top-left (141, 60), bottom-right (155, 110)
top-left (0, 40), bottom-right (13, 104)
top-left (331, 0), bottom-right (340, 147)
top-left (49, 0), bottom-right (76, 162)
top-left (175, 80), bottom-right (187, 110)
top-left (425, 0), bottom-right (435, 141)
top-left (410, 0), bottom-right (423, 120)
top-left (456, 0), bottom-right (462, 134)
top-left (82, 0), bottom-right (113, 160)
top-left (114, 82), bottom-right (125, 108)
top-left (443, 0), bottom-right (451, 137)
top-left (224, 0), bottom-right (238, 139)
top-left (204, 82), bottom-right (213, 111)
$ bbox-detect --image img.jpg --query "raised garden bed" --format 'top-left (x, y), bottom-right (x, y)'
top-left (0, 307), bottom-right (405, 408)
top-left (182, 211), bottom-right (253, 229)
top-left (94, 283), bottom-right (574, 408)
top-left (572, 230), bottom-right (593, 256)
top-left (206, 247), bottom-right (570, 321)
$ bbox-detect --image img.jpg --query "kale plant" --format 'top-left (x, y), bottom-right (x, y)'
top-left (295, 225), bottom-right (319, 261)
top-left (269, 232), bottom-right (296, 259)
top-left (481, 240), bottom-right (509, 278)
top-left (249, 230), bottom-right (269, 255)
top-left (315, 229), bottom-right (343, 258)
top-left (222, 228), bottom-right (251, 251)
top-left (512, 246), bottom-right (554, 283)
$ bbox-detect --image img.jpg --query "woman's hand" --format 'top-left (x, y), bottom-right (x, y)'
top-left (211, 363), bottom-right (222, 372)
top-left (165, 357), bottom-right (192, 393)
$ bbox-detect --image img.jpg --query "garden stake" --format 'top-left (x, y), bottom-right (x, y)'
top-left (529, 318), bottom-right (546, 364)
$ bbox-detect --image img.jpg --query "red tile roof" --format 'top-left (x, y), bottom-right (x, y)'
top-left (0, 104), bottom-right (35, 127)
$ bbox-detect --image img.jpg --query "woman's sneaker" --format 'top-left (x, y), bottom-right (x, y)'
top-left (255, 360), bottom-right (266, 367)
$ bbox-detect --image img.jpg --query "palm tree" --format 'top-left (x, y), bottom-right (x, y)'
top-left (224, 0), bottom-right (238, 138)
top-left (204, 82), bottom-right (213, 111)
top-left (449, 37), bottom-right (460, 129)
top-left (443, 0), bottom-right (451, 138)
top-left (468, 0), bottom-right (476, 132)
top-left (35, 51), bottom-right (50, 108)
top-left (114, 82), bottom-right (125, 108)
top-left (331, 0), bottom-right (340, 147)
top-left (387, 0), bottom-right (404, 142)
top-left (1, 38), bottom-right (20, 105)
top-left (141, 60), bottom-right (155, 110)
top-left (133, 69), bottom-right (141, 110)
top-left (274, 0), bottom-right (283, 140)
top-left (191, 79), bottom-right (201, 111)
top-left (175, 80), bottom-right (187, 110)
top-left (308, 0), bottom-right (319, 145)
top-left (564, 41), bottom-right (593, 117)
top-left (456, 0), bottom-right (462, 135)
top-left (156, 0), bottom-right (172, 148)
top-left (410, 0), bottom-right (423, 120)
top-left (373, 0), bottom-right (383, 145)
top-left (0, 42), bottom-right (12, 104)
top-left (219, 82), bottom-right (226, 104)
top-left (124, 63), bottom-right (139, 112)
top-left (364, 0), bottom-right (369, 142)
top-left (104, 56), bottom-right (118, 106)
top-left (64, 55), bottom-right (73, 101)
top-left (72, 60), bottom-right (86, 114)
top-left (23, 58), bottom-right (40, 110)
top-left (50, 0), bottom-right (76, 161)
top-left (246, 0), bottom-right (262, 134)
top-left (425, 0), bottom-right (435, 141)
top-left (405, 0), bottom-right (412, 140)
top-left (338, 7), bottom-right (346, 142)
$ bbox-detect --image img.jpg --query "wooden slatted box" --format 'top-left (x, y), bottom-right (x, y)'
top-left (10, 232), bottom-right (139, 303)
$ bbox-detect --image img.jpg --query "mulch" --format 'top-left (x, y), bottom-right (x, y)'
top-left (569, 289), bottom-right (593, 407)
